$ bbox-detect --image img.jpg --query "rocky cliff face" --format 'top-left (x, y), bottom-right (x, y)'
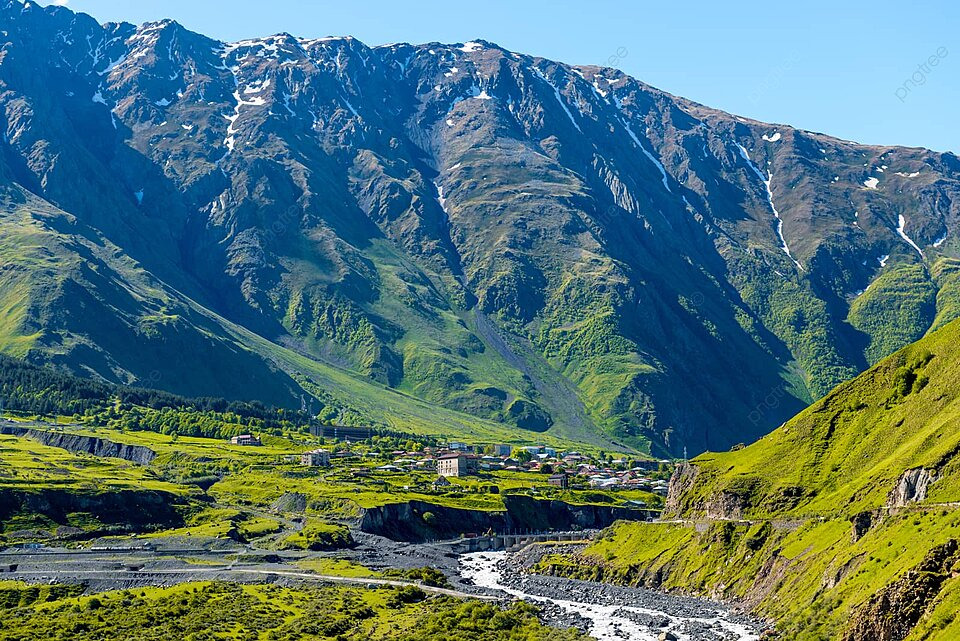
top-left (1, 1), bottom-right (959, 454)
top-left (0, 487), bottom-right (186, 535)
top-left (841, 540), bottom-right (960, 641)
top-left (358, 496), bottom-right (653, 542)
top-left (0, 425), bottom-right (156, 464)
top-left (664, 462), bottom-right (698, 516)
top-left (887, 468), bottom-right (939, 507)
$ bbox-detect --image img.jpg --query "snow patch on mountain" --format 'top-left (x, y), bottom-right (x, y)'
top-left (243, 79), bottom-right (271, 94)
top-left (532, 68), bottom-right (581, 133)
top-left (621, 119), bottom-right (671, 193)
top-left (735, 142), bottom-right (804, 272)
top-left (896, 215), bottom-right (925, 258)
top-left (340, 93), bottom-right (360, 117)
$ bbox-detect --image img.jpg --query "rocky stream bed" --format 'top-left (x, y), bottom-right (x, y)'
top-left (457, 545), bottom-right (771, 641)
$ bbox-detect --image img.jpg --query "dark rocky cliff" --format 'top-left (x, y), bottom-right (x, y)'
top-left (359, 495), bottom-right (655, 542)
top-left (0, 488), bottom-right (187, 537)
top-left (841, 540), bottom-right (960, 641)
top-left (0, 424), bottom-right (156, 465)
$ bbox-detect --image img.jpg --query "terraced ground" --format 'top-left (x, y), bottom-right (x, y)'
top-left (0, 415), bottom-right (662, 549)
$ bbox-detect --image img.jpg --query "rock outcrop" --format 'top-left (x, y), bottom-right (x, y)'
top-left (850, 510), bottom-right (877, 542)
top-left (841, 540), bottom-right (959, 641)
top-left (0, 488), bottom-right (187, 536)
top-left (704, 491), bottom-right (749, 521)
top-left (0, 425), bottom-right (156, 465)
top-left (664, 463), bottom-right (698, 517)
top-left (359, 495), bottom-right (655, 542)
top-left (887, 468), bottom-right (939, 507)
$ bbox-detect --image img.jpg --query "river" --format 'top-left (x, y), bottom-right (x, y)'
top-left (460, 551), bottom-right (764, 641)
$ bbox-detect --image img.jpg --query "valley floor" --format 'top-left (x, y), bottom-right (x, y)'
top-left (0, 531), bottom-right (767, 641)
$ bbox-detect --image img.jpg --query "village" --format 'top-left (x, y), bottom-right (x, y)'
top-left (230, 431), bottom-right (674, 504)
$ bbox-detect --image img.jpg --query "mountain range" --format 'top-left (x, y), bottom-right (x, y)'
top-left (1, 0), bottom-right (959, 455)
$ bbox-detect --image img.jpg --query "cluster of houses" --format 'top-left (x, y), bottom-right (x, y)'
top-left (356, 442), bottom-right (673, 496)
top-left (235, 430), bottom-right (674, 497)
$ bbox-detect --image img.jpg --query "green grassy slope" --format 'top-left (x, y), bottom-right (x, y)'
top-left (0, 189), bottom-right (613, 450)
top-left (668, 317), bottom-right (960, 518)
top-left (534, 318), bottom-right (960, 640)
top-left (0, 581), bottom-right (589, 641)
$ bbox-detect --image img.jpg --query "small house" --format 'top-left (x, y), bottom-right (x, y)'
top-left (433, 475), bottom-right (452, 489)
top-left (548, 474), bottom-right (569, 489)
top-left (231, 434), bottom-right (262, 447)
top-left (494, 444), bottom-right (513, 457)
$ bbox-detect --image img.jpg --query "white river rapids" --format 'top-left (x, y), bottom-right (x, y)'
top-left (460, 551), bottom-right (763, 641)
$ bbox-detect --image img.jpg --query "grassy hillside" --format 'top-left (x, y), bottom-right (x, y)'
top-left (532, 318), bottom-right (960, 640)
top-left (667, 317), bottom-right (960, 519)
top-left (0, 581), bottom-right (588, 640)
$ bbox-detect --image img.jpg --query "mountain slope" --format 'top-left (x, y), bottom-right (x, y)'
top-left (533, 318), bottom-right (960, 639)
top-left (667, 317), bottom-right (960, 518)
top-left (1, 0), bottom-right (959, 454)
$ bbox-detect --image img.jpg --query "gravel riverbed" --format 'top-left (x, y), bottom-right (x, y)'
top-left (458, 546), bottom-right (771, 641)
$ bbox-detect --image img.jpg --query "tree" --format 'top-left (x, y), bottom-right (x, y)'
top-left (513, 448), bottom-right (532, 463)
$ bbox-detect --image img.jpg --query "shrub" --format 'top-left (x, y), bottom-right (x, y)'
top-left (387, 586), bottom-right (425, 608)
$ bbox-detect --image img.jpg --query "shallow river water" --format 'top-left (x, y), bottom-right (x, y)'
top-left (460, 551), bottom-right (762, 641)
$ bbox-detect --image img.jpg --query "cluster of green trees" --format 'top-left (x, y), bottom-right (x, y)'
top-left (366, 434), bottom-right (441, 455)
top-left (0, 356), bottom-right (453, 444)
top-left (94, 405), bottom-right (287, 440)
top-left (0, 354), bottom-right (327, 441)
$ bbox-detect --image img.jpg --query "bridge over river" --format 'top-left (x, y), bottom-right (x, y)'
top-left (445, 530), bottom-right (600, 553)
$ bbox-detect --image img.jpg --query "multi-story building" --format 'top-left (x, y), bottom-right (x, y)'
top-left (437, 453), bottom-right (468, 477)
top-left (300, 449), bottom-right (331, 467)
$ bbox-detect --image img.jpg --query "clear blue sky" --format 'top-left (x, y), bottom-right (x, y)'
top-left (41, 0), bottom-right (959, 153)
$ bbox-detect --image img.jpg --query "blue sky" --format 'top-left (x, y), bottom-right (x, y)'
top-left (41, 0), bottom-right (959, 153)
